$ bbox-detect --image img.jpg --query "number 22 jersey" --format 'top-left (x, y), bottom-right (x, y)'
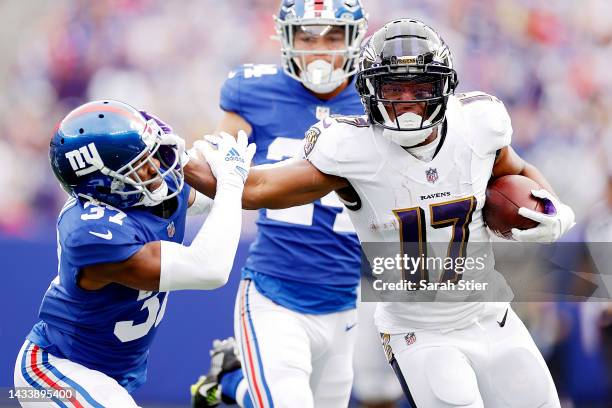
top-left (220, 64), bottom-right (363, 314)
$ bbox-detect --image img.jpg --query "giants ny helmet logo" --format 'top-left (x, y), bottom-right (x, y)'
top-left (65, 143), bottom-right (104, 176)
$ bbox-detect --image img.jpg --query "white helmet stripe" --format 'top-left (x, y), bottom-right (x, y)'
top-left (304, 0), bottom-right (335, 19)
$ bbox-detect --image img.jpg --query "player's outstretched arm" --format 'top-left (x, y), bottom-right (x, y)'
top-left (492, 146), bottom-right (575, 242)
top-left (185, 135), bottom-right (348, 210)
top-left (80, 133), bottom-right (255, 292)
top-left (242, 158), bottom-right (348, 209)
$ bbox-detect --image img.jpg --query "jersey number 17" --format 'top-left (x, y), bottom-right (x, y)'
top-left (393, 196), bottom-right (476, 284)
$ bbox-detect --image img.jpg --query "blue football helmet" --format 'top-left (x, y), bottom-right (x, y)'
top-left (275, 0), bottom-right (367, 93)
top-left (49, 100), bottom-right (184, 208)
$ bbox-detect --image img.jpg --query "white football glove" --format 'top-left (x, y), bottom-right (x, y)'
top-left (193, 130), bottom-right (255, 190)
top-left (511, 189), bottom-right (576, 242)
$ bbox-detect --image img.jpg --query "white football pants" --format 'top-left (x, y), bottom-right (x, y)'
top-left (381, 307), bottom-right (561, 408)
top-left (14, 340), bottom-right (139, 407)
top-left (234, 279), bottom-right (357, 408)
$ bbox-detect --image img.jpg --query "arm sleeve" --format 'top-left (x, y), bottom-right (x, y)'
top-left (462, 93), bottom-right (513, 157)
top-left (63, 225), bottom-right (143, 267)
top-left (158, 183), bottom-right (243, 291)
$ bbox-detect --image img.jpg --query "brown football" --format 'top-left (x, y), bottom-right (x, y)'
top-left (483, 175), bottom-right (545, 240)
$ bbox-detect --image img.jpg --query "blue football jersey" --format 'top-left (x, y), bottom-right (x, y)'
top-left (220, 64), bottom-right (362, 313)
top-left (27, 182), bottom-right (190, 393)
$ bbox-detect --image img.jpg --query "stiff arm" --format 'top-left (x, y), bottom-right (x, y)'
top-left (184, 157), bottom-right (347, 210)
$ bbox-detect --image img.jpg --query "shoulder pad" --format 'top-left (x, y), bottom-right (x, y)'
top-left (221, 64), bottom-right (282, 114)
top-left (328, 114), bottom-right (371, 128)
top-left (236, 63), bottom-right (279, 80)
top-left (61, 203), bottom-right (143, 267)
top-left (225, 64), bottom-right (281, 83)
top-left (303, 115), bottom-right (371, 177)
top-left (456, 92), bottom-right (512, 157)
top-left (303, 115), bottom-right (367, 158)
top-left (64, 221), bottom-right (137, 249)
top-left (456, 91), bottom-right (499, 105)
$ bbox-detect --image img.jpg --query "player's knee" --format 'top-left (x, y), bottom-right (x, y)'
top-left (490, 347), bottom-right (553, 408)
top-left (423, 347), bottom-right (482, 407)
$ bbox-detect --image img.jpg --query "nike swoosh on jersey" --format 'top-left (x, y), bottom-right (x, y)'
top-left (89, 230), bottom-right (113, 240)
top-left (345, 322), bottom-right (357, 332)
top-left (497, 308), bottom-right (509, 327)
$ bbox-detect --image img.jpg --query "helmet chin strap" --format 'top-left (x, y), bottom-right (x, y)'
top-left (137, 179), bottom-right (169, 207)
top-left (298, 59), bottom-right (345, 94)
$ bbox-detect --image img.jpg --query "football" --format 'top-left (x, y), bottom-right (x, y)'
top-left (483, 175), bottom-right (545, 240)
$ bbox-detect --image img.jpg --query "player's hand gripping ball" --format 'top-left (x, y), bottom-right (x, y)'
top-left (484, 175), bottom-right (575, 242)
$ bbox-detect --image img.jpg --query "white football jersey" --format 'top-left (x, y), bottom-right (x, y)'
top-left (306, 93), bottom-right (513, 332)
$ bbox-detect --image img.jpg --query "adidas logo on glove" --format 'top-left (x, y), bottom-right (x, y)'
top-left (224, 148), bottom-right (244, 163)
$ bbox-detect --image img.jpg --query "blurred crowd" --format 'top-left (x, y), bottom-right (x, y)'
top-left (0, 1), bottom-right (610, 405)
top-left (1, 0), bottom-right (611, 237)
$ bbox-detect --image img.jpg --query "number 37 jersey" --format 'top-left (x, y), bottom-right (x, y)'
top-left (27, 184), bottom-right (190, 392)
top-left (306, 93), bottom-right (513, 332)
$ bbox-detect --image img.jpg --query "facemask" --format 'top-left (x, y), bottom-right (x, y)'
top-left (299, 59), bottom-right (345, 94)
top-left (381, 112), bottom-right (434, 147)
top-left (137, 179), bottom-right (169, 207)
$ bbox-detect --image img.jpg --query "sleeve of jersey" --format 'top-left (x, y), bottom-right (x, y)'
top-left (465, 96), bottom-right (513, 157)
top-left (219, 67), bottom-right (243, 115)
top-left (303, 123), bottom-right (343, 177)
top-left (62, 224), bottom-right (144, 268)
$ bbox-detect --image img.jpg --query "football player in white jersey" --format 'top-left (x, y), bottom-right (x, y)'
top-left (187, 19), bottom-right (575, 408)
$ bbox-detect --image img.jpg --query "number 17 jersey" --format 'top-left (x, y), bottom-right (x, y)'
top-left (306, 93), bottom-right (513, 331)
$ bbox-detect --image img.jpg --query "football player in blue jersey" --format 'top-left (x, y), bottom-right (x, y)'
top-left (191, 1), bottom-right (370, 407)
top-left (13, 100), bottom-right (255, 407)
